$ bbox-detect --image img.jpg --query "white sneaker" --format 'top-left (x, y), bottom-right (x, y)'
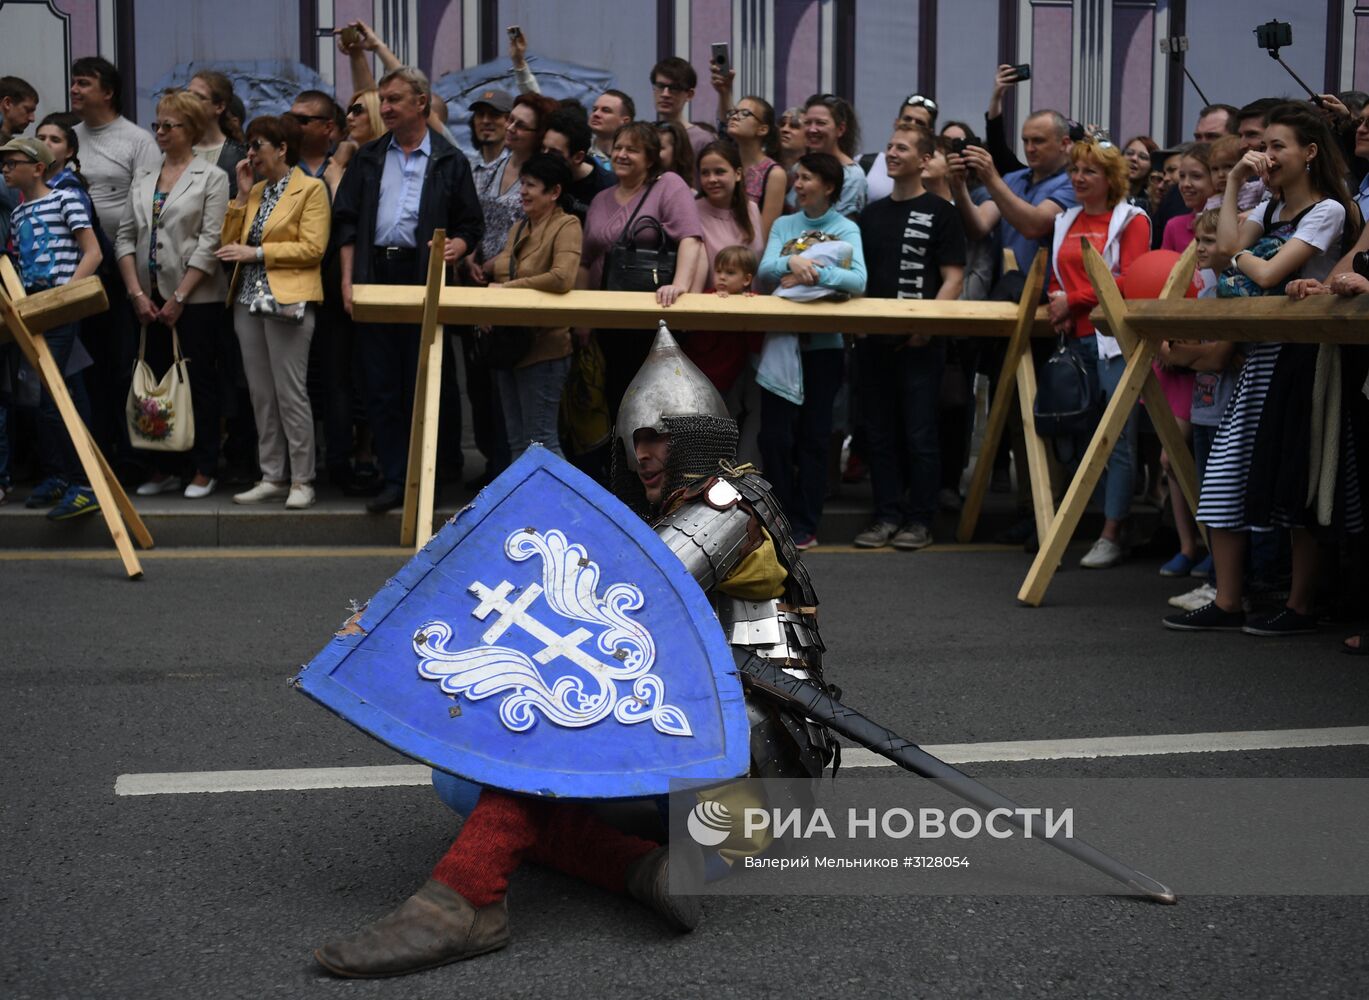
top-left (1079, 537), bottom-right (1124, 569)
top-left (136, 476), bottom-right (182, 497)
top-left (1168, 582), bottom-right (1216, 611)
top-left (285, 483), bottom-right (316, 509)
top-left (183, 477), bottom-right (217, 499)
top-left (234, 481), bottom-right (290, 504)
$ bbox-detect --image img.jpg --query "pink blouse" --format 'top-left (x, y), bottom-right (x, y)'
top-left (581, 172), bottom-right (704, 289)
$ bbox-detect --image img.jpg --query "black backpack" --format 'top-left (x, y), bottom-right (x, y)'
top-left (1033, 335), bottom-right (1100, 463)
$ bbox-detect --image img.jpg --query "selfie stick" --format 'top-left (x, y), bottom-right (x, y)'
top-left (1266, 49), bottom-right (1323, 104)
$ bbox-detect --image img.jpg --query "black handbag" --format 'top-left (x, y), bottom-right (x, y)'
top-left (603, 181), bottom-right (677, 292)
top-left (1034, 335), bottom-right (1101, 463)
top-left (482, 220), bottom-right (537, 370)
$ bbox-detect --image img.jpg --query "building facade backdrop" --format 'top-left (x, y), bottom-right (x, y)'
top-left (1, 1), bottom-right (1366, 150)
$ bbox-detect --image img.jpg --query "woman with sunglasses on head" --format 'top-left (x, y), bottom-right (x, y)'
top-left (724, 97), bottom-right (787, 245)
top-left (864, 93), bottom-right (938, 203)
top-left (186, 70), bottom-right (247, 199)
top-left (114, 90), bottom-right (229, 500)
top-left (215, 115), bottom-right (329, 511)
top-left (791, 94), bottom-right (866, 219)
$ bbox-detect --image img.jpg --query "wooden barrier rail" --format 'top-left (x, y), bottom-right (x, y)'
top-left (354, 250), bottom-right (1057, 551)
top-left (352, 284), bottom-right (1059, 336)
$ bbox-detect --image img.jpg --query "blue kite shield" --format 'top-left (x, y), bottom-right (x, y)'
top-left (294, 447), bottom-right (751, 799)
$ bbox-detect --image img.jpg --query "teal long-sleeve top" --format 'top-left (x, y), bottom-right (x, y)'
top-left (759, 206), bottom-right (867, 351)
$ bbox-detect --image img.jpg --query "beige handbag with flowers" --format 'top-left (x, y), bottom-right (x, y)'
top-left (126, 326), bottom-right (194, 452)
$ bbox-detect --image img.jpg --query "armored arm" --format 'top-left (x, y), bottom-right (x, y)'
top-left (654, 479), bottom-right (755, 593)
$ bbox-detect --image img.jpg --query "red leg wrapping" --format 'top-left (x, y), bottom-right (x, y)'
top-left (525, 802), bottom-right (659, 895)
top-left (430, 788), bottom-right (541, 906)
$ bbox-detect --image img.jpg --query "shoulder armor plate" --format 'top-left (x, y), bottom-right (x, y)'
top-left (654, 496), bottom-right (753, 593)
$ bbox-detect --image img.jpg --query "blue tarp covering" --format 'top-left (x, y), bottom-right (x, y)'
top-left (148, 56), bottom-right (615, 157)
top-left (434, 55), bottom-right (616, 156)
top-left (147, 60), bottom-right (337, 125)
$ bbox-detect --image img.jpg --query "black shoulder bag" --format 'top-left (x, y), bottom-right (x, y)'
top-left (1034, 334), bottom-right (1101, 463)
top-left (483, 219), bottom-right (537, 370)
top-left (603, 181), bottom-right (678, 292)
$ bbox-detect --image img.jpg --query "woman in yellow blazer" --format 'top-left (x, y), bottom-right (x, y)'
top-left (485, 153), bottom-right (583, 459)
top-left (215, 115), bottom-right (330, 509)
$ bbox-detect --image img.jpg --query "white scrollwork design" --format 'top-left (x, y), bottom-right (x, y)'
top-left (413, 529), bottom-right (693, 738)
top-left (505, 529), bottom-right (656, 676)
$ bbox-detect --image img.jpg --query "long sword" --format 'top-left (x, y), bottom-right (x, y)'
top-left (737, 653), bottom-right (1177, 903)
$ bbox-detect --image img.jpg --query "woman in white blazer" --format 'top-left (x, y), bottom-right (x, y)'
top-left (115, 90), bottom-right (229, 499)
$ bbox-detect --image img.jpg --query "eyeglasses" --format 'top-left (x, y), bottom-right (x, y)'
top-left (248, 139), bottom-right (274, 151)
top-left (286, 112), bottom-right (331, 124)
top-left (150, 121), bottom-right (186, 133)
top-left (651, 80), bottom-right (688, 94)
top-left (726, 108), bottom-right (756, 120)
top-left (903, 94), bottom-right (938, 112)
top-left (346, 103), bottom-right (366, 116)
top-left (0, 158), bottom-right (37, 171)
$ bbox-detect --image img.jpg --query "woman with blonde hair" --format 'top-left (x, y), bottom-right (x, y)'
top-left (115, 89), bottom-right (229, 499)
top-left (1046, 140), bottom-right (1152, 569)
top-left (322, 89), bottom-right (381, 198)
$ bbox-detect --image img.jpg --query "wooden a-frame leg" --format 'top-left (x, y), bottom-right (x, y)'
top-left (400, 232), bottom-right (447, 550)
top-left (957, 250), bottom-right (1048, 543)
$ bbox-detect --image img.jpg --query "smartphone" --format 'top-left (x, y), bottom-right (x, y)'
top-left (1011, 63), bottom-right (1032, 82)
top-left (950, 138), bottom-right (982, 154)
top-left (711, 42), bottom-right (730, 73)
top-left (507, 25), bottom-right (524, 44)
top-left (1254, 20), bottom-right (1292, 51)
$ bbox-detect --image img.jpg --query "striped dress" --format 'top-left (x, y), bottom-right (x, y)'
top-left (1196, 197), bottom-right (1352, 532)
top-left (1194, 342), bottom-right (1281, 530)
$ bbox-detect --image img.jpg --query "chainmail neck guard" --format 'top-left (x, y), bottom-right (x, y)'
top-left (611, 414), bottom-right (740, 519)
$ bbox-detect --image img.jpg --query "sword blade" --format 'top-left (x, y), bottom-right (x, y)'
top-left (738, 655), bottom-right (1177, 903)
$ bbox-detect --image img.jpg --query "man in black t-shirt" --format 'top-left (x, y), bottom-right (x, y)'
top-left (542, 109), bottom-right (615, 221)
top-left (853, 124), bottom-right (966, 550)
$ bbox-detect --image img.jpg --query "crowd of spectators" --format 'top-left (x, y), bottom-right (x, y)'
top-left (0, 22), bottom-right (1365, 647)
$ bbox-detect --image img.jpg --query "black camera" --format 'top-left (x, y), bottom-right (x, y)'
top-left (1254, 20), bottom-right (1292, 53)
top-left (1353, 251), bottom-right (1369, 281)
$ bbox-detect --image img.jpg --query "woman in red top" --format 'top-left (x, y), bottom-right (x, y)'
top-left (1047, 141), bottom-right (1151, 568)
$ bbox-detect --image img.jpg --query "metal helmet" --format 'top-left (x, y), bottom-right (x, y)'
top-left (616, 321), bottom-right (732, 474)
top-left (610, 322), bottom-right (739, 517)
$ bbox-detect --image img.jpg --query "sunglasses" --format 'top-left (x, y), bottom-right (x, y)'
top-left (346, 103), bottom-right (366, 116)
top-left (150, 121), bottom-right (186, 133)
top-left (248, 139), bottom-right (275, 151)
top-left (903, 94), bottom-right (938, 112)
top-left (651, 80), bottom-right (688, 94)
top-left (286, 112), bottom-right (331, 124)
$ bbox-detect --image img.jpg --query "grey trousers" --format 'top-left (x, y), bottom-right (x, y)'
top-left (233, 303), bottom-right (316, 483)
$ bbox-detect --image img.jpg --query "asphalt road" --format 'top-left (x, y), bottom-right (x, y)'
top-left (4, 546), bottom-right (1368, 1000)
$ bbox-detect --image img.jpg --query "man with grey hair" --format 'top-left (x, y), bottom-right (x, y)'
top-left (332, 64), bottom-right (484, 513)
top-left (950, 107), bottom-right (1075, 282)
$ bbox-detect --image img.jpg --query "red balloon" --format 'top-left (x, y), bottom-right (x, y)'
top-left (1123, 249), bottom-right (1198, 299)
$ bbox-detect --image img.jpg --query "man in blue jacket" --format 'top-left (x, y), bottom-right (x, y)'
top-left (333, 66), bottom-right (484, 512)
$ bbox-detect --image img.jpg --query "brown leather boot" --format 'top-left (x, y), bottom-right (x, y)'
top-left (314, 880), bottom-right (509, 978)
top-left (625, 846), bottom-right (702, 932)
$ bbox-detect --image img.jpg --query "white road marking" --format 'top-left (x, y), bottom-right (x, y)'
top-left (114, 726), bottom-right (1369, 796)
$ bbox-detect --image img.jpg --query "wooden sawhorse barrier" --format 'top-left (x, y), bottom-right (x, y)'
top-left (353, 252), bottom-right (1055, 550)
top-left (0, 261), bottom-right (153, 578)
top-left (1016, 242), bottom-right (1198, 606)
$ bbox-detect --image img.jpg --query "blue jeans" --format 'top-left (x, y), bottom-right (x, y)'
top-left (857, 338), bottom-right (943, 526)
top-left (758, 347), bottom-right (845, 538)
top-left (38, 322), bottom-right (92, 485)
top-left (1070, 336), bottom-right (1135, 521)
top-left (494, 355), bottom-right (571, 459)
